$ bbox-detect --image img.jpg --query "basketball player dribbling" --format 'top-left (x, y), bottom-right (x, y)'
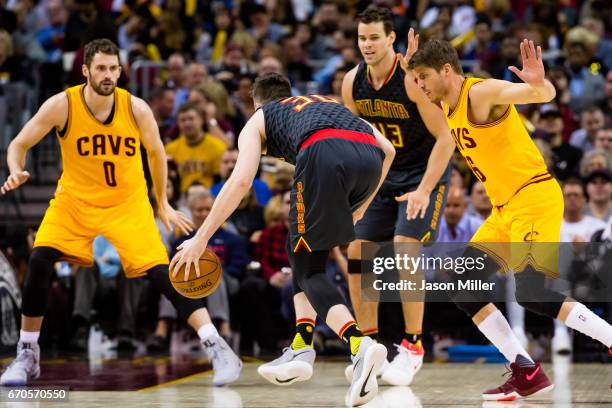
top-left (0, 39), bottom-right (242, 387)
top-left (407, 35), bottom-right (612, 399)
top-left (170, 72), bottom-right (397, 406)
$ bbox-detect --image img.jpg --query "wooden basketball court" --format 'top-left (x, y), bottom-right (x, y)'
top-left (2, 353), bottom-right (610, 407)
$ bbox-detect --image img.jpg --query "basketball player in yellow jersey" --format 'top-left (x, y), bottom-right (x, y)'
top-left (0, 39), bottom-right (242, 387)
top-left (407, 37), bottom-right (612, 400)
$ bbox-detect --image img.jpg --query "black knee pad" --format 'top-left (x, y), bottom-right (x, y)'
top-left (22, 246), bottom-right (62, 317)
top-left (514, 267), bottom-right (565, 317)
top-left (147, 264), bottom-right (207, 320)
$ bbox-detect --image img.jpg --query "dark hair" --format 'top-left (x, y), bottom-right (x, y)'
top-left (408, 39), bottom-right (463, 74)
top-left (177, 101), bottom-right (203, 118)
top-left (252, 73), bottom-right (292, 104)
top-left (357, 5), bottom-right (394, 35)
top-left (563, 177), bottom-right (585, 192)
top-left (84, 38), bottom-right (120, 67)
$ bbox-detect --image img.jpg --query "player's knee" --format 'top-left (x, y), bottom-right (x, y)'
top-left (22, 247), bottom-right (62, 317)
top-left (25, 247), bottom-right (62, 288)
top-left (514, 267), bottom-right (565, 317)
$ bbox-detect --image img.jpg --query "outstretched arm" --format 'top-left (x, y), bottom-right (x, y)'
top-left (470, 39), bottom-right (556, 108)
top-left (2, 93), bottom-right (67, 194)
top-left (170, 109), bottom-right (264, 280)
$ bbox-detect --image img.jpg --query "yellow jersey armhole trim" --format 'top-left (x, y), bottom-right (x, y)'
top-left (467, 104), bottom-right (511, 128)
top-left (127, 93), bottom-right (140, 132)
top-left (57, 90), bottom-right (72, 139)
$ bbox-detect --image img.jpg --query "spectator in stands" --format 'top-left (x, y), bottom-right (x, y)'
top-left (594, 128), bottom-right (612, 155)
top-left (312, 26), bottom-right (356, 91)
top-left (328, 65), bottom-right (351, 101)
top-left (570, 106), bottom-right (606, 152)
top-left (439, 186), bottom-right (483, 243)
top-left (200, 80), bottom-right (244, 141)
top-left (487, 34), bottom-right (521, 82)
top-left (579, 148), bottom-right (611, 178)
top-left (148, 87), bottom-right (176, 142)
top-left (562, 178), bottom-right (607, 242)
top-left (534, 103), bottom-right (583, 180)
top-left (212, 148), bottom-right (272, 206)
top-left (232, 73), bottom-right (256, 120)
top-left (468, 181), bottom-right (492, 221)
top-left (546, 66), bottom-right (579, 139)
top-left (584, 169), bottom-right (612, 221)
top-left (280, 34), bottom-right (313, 90)
top-left (580, 16), bottom-right (612, 73)
top-left (195, 3), bottom-right (234, 64)
top-left (462, 14), bottom-right (499, 73)
top-left (165, 52), bottom-right (186, 89)
top-left (226, 187), bottom-right (266, 248)
top-left (187, 85), bottom-right (232, 146)
top-left (36, 0), bottom-right (65, 63)
top-left (211, 43), bottom-right (253, 93)
top-left (236, 190), bottom-right (291, 354)
top-left (165, 102), bottom-right (226, 191)
top-left (247, 3), bottom-right (288, 43)
top-left (170, 62), bottom-right (209, 117)
top-left (564, 27), bottom-right (606, 113)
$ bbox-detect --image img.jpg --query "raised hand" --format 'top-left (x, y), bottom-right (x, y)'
top-left (508, 39), bottom-right (546, 86)
top-left (398, 27), bottom-right (420, 72)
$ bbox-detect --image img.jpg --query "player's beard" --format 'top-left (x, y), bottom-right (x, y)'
top-left (89, 75), bottom-right (116, 96)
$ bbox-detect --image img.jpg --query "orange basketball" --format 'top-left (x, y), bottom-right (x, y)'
top-left (170, 248), bottom-right (223, 299)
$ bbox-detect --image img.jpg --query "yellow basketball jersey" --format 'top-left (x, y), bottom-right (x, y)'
top-left (443, 77), bottom-right (550, 206)
top-left (56, 84), bottom-right (147, 207)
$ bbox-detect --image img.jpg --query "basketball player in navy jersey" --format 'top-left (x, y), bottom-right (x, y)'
top-left (171, 73), bottom-right (396, 406)
top-left (342, 6), bottom-right (455, 385)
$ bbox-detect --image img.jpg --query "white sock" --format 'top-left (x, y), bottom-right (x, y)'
top-left (20, 330), bottom-right (40, 343)
top-left (554, 319), bottom-right (568, 336)
top-left (477, 310), bottom-right (534, 363)
top-left (197, 323), bottom-right (219, 342)
top-left (506, 273), bottom-right (525, 329)
top-left (564, 303), bottom-right (612, 348)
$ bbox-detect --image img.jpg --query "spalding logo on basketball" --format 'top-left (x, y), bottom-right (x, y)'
top-left (169, 248), bottom-right (222, 299)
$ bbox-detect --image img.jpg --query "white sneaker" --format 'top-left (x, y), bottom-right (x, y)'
top-left (380, 340), bottom-right (424, 386)
top-left (0, 341), bottom-right (41, 386)
top-left (552, 327), bottom-right (572, 355)
top-left (512, 326), bottom-right (529, 350)
top-left (203, 335), bottom-right (242, 386)
top-left (344, 358), bottom-right (389, 383)
top-left (257, 347), bottom-right (315, 386)
top-left (345, 336), bottom-right (387, 407)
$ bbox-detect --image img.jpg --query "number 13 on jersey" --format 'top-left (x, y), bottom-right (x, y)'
top-left (373, 122), bottom-right (404, 148)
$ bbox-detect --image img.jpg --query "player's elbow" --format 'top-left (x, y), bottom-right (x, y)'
top-left (234, 177), bottom-right (252, 191)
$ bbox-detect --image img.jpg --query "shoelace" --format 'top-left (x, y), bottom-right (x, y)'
top-left (501, 364), bottom-right (518, 382)
top-left (6, 350), bottom-right (34, 370)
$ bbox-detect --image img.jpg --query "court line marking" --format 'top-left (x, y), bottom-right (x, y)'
top-left (138, 369), bottom-right (214, 392)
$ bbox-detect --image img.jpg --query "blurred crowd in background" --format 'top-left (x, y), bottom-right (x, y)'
top-left (0, 0), bottom-right (610, 360)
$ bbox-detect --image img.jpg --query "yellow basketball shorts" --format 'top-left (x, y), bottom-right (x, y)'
top-left (470, 178), bottom-right (564, 278)
top-left (34, 191), bottom-right (169, 278)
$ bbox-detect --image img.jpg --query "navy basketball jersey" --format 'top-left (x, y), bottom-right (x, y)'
top-left (353, 57), bottom-right (445, 190)
top-left (261, 95), bottom-right (373, 164)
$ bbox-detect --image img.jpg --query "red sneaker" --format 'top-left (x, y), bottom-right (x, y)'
top-left (482, 362), bottom-right (554, 401)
